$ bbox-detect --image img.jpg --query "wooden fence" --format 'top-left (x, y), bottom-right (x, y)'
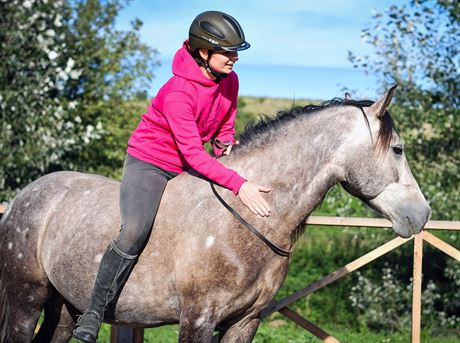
top-left (261, 216), bottom-right (460, 343)
top-left (0, 205), bottom-right (458, 342)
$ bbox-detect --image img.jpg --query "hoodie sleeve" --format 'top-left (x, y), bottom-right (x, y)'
top-left (162, 91), bottom-right (246, 194)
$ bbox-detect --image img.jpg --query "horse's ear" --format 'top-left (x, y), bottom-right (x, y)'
top-left (369, 84), bottom-right (398, 118)
top-left (344, 92), bottom-right (352, 101)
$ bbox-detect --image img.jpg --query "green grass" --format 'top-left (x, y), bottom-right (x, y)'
top-left (77, 322), bottom-right (458, 342)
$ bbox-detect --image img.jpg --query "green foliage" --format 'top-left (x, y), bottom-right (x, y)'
top-left (345, 1), bottom-right (460, 333)
top-left (348, 0), bottom-right (460, 220)
top-left (352, 269), bottom-right (438, 332)
top-left (349, 0), bottom-right (459, 108)
top-left (354, 263), bottom-right (459, 335)
top-left (0, 0), bottom-right (157, 202)
top-left (93, 99), bottom-right (150, 179)
top-left (391, 104), bottom-right (459, 220)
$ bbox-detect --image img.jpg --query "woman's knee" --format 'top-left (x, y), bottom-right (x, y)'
top-left (114, 221), bottom-right (152, 255)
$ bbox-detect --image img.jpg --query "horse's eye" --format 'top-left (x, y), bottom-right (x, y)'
top-left (392, 146), bottom-right (403, 155)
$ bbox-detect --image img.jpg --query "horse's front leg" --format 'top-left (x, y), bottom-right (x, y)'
top-left (178, 308), bottom-right (216, 343)
top-left (217, 317), bottom-right (260, 343)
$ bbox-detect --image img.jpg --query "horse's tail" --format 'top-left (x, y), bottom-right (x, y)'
top-left (0, 266), bottom-right (10, 343)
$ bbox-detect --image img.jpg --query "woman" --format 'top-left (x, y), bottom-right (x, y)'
top-left (73, 10), bottom-right (271, 342)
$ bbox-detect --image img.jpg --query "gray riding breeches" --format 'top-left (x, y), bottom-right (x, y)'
top-left (114, 154), bottom-right (178, 255)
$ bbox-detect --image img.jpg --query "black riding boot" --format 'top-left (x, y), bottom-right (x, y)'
top-left (73, 241), bottom-right (137, 343)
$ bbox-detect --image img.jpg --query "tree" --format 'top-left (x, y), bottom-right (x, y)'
top-left (0, 0), bottom-right (157, 203)
top-left (348, 1), bottom-right (459, 333)
top-left (349, 0), bottom-right (459, 220)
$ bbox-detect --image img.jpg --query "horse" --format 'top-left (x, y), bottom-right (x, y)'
top-left (0, 86), bottom-right (431, 342)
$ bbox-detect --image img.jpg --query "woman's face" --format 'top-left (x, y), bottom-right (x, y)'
top-left (199, 49), bottom-right (239, 77)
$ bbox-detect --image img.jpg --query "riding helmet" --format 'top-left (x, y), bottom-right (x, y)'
top-left (189, 11), bottom-right (250, 52)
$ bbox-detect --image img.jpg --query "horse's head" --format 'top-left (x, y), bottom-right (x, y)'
top-left (340, 85), bottom-right (431, 238)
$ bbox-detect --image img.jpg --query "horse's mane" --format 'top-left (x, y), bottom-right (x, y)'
top-left (237, 97), bottom-right (395, 152)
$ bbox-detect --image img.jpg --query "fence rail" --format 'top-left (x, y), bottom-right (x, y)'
top-left (1, 205), bottom-right (458, 342)
top-left (266, 216), bottom-right (460, 343)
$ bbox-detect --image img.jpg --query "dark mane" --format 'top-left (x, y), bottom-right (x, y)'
top-left (237, 97), bottom-right (394, 152)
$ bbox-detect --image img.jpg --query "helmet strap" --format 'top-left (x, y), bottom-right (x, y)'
top-left (190, 48), bottom-right (228, 82)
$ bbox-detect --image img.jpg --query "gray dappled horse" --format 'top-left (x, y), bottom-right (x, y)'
top-left (0, 86), bottom-right (431, 342)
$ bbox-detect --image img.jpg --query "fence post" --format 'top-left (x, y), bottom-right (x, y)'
top-left (110, 326), bottom-right (144, 343)
top-left (411, 234), bottom-right (423, 343)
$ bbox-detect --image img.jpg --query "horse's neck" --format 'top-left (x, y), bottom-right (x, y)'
top-left (231, 108), bottom-right (353, 246)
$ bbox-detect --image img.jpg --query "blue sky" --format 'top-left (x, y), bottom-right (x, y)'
top-left (117, 0), bottom-right (408, 68)
top-left (117, 0), bottom-right (409, 99)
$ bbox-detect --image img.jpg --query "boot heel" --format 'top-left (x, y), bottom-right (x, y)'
top-left (73, 311), bottom-right (101, 342)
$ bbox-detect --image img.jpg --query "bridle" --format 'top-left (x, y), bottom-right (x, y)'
top-left (210, 182), bottom-right (292, 257)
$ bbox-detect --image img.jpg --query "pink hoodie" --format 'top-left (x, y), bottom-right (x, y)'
top-left (127, 43), bottom-right (246, 194)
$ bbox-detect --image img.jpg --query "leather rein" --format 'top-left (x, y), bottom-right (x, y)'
top-left (210, 182), bottom-right (292, 257)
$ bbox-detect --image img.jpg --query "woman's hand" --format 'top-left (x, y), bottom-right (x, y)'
top-left (223, 140), bottom-right (238, 156)
top-left (238, 181), bottom-right (272, 217)
top-left (223, 145), bottom-right (232, 155)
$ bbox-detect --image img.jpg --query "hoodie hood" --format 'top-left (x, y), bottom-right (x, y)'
top-left (172, 42), bottom-right (217, 87)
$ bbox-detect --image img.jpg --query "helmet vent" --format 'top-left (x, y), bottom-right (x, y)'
top-left (222, 15), bottom-right (242, 39)
top-left (200, 21), bottom-right (225, 39)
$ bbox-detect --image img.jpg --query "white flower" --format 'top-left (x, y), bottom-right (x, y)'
top-left (37, 34), bottom-right (45, 46)
top-left (54, 14), bottom-right (62, 27)
top-left (70, 69), bottom-right (82, 79)
top-left (48, 51), bottom-right (58, 60)
top-left (23, 0), bottom-right (33, 9)
top-left (50, 152), bottom-right (59, 162)
top-left (53, 0), bottom-right (64, 8)
top-left (65, 58), bottom-right (75, 72)
top-left (27, 13), bottom-right (40, 26)
top-left (45, 29), bottom-right (56, 38)
top-left (58, 70), bottom-right (68, 81)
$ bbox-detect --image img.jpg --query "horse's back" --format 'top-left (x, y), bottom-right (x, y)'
top-left (1, 171), bottom-right (119, 245)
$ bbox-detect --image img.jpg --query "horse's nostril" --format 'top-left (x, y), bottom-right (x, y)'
top-left (406, 216), bottom-right (412, 226)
